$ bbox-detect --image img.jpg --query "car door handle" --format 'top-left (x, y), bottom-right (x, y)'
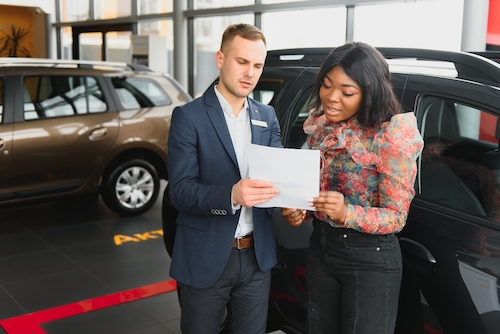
top-left (89, 128), bottom-right (108, 140)
top-left (399, 237), bottom-right (436, 264)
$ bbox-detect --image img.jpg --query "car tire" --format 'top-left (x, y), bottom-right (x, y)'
top-left (101, 158), bottom-right (160, 216)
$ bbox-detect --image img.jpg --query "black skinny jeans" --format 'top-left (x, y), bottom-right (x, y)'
top-left (307, 218), bottom-right (402, 334)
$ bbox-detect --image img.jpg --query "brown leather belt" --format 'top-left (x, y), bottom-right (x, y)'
top-left (232, 232), bottom-right (254, 249)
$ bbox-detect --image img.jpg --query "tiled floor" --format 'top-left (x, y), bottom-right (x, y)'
top-left (0, 181), bottom-right (287, 334)
top-left (0, 181), bottom-right (181, 334)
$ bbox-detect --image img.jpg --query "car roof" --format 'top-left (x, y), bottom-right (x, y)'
top-left (0, 57), bottom-right (152, 74)
top-left (266, 47), bottom-right (500, 87)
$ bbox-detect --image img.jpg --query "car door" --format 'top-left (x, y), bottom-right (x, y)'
top-left (10, 74), bottom-right (119, 198)
top-left (261, 70), bottom-right (315, 332)
top-left (0, 76), bottom-right (13, 200)
top-left (395, 76), bottom-right (500, 334)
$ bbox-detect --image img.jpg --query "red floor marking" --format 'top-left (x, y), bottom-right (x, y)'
top-left (424, 324), bottom-right (443, 334)
top-left (0, 279), bottom-right (177, 334)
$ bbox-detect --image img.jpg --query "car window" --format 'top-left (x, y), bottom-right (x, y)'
top-left (283, 87), bottom-right (315, 149)
top-left (251, 79), bottom-right (284, 107)
top-left (86, 77), bottom-right (107, 113)
top-left (417, 96), bottom-right (500, 222)
top-left (112, 77), bottom-right (171, 109)
top-left (23, 75), bottom-right (107, 120)
top-left (249, 89), bottom-right (274, 105)
top-left (0, 78), bottom-right (3, 123)
top-left (253, 78), bottom-right (315, 149)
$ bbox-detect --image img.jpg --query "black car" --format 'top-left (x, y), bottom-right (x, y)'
top-left (164, 48), bottom-right (500, 333)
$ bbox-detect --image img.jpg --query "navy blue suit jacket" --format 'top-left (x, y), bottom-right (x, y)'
top-left (167, 85), bottom-right (283, 289)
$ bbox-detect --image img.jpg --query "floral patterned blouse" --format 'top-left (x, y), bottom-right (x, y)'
top-left (303, 111), bottom-right (424, 235)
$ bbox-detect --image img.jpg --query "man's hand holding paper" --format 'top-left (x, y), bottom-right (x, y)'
top-left (232, 178), bottom-right (280, 208)
top-left (247, 144), bottom-right (320, 210)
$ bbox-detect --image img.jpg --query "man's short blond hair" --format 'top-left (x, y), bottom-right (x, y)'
top-left (220, 23), bottom-right (266, 53)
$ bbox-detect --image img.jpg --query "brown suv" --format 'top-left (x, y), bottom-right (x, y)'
top-left (0, 58), bottom-right (191, 216)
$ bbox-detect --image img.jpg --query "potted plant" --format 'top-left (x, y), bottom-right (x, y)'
top-left (0, 24), bottom-right (32, 57)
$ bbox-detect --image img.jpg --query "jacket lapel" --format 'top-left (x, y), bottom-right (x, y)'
top-left (204, 86), bottom-right (238, 167)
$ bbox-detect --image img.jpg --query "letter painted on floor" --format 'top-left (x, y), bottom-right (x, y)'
top-left (114, 229), bottom-right (164, 246)
top-left (114, 234), bottom-right (140, 246)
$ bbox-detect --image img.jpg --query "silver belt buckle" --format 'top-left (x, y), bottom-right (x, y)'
top-left (236, 237), bottom-right (243, 249)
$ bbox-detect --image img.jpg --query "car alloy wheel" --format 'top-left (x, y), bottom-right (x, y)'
top-left (115, 165), bottom-right (154, 208)
top-left (102, 158), bottom-right (160, 216)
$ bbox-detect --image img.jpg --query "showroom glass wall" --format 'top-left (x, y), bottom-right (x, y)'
top-left (57, 0), bottom-right (464, 97)
top-left (59, 0), bottom-right (174, 73)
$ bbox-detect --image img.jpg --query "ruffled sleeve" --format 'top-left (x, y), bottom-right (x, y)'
top-left (373, 113), bottom-right (424, 179)
top-left (343, 113), bottom-right (424, 234)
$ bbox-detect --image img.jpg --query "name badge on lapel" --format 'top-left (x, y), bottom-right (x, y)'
top-left (251, 119), bottom-right (268, 128)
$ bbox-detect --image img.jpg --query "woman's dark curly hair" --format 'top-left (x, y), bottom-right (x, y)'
top-left (311, 42), bottom-right (402, 128)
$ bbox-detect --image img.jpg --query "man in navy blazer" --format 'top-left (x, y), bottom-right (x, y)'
top-left (167, 23), bottom-right (283, 334)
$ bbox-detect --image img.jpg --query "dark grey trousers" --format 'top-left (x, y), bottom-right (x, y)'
top-left (179, 247), bottom-right (271, 334)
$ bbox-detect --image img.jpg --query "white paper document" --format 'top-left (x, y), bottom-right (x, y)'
top-left (247, 144), bottom-right (320, 210)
